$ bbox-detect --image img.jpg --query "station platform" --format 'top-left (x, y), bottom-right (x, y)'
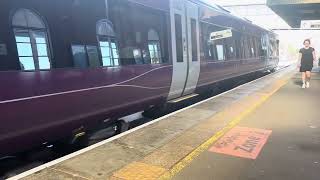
top-left (12, 66), bottom-right (320, 180)
top-left (173, 69), bottom-right (320, 180)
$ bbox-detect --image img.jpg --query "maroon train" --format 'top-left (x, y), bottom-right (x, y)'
top-left (0, 0), bottom-right (279, 157)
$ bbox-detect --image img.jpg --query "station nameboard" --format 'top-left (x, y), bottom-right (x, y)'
top-left (210, 29), bottom-right (233, 41)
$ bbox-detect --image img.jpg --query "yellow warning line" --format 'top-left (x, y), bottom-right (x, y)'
top-left (159, 80), bottom-right (287, 180)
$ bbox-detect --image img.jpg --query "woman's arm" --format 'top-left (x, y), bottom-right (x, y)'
top-left (312, 50), bottom-right (316, 62)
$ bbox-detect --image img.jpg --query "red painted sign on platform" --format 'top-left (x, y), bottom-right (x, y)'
top-left (209, 127), bottom-right (272, 159)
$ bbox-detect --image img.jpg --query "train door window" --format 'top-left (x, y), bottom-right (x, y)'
top-left (148, 29), bottom-right (161, 64)
top-left (175, 14), bottom-right (183, 62)
top-left (72, 45), bottom-right (88, 68)
top-left (97, 20), bottom-right (119, 67)
top-left (12, 9), bottom-right (51, 71)
top-left (190, 19), bottom-right (198, 61)
top-left (216, 44), bottom-right (224, 61)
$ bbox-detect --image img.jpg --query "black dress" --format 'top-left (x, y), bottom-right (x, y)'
top-left (299, 47), bottom-right (314, 72)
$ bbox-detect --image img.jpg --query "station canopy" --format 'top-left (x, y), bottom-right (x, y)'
top-left (267, 0), bottom-right (320, 28)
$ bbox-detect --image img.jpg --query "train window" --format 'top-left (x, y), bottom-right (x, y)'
top-left (260, 35), bottom-right (268, 59)
top-left (111, 41), bottom-right (119, 66)
top-left (99, 40), bottom-right (112, 66)
top-left (34, 31), bottom-right (50, 69)
top-left (233, 32), bottom-right (242, 59)
top-left (72, 45), bottom-right (89, 68)
top-left (97, 20), bottom-right (119, 67)
top-left (12, 9), bottom-right (51, 71)
top-left (201, 22), bottom-right (231, 61)
top-left (108, 0), bottom-right (169, 65)
top-left (251, 47), bottom-right (255, 57)
top-left (252, 37), bottom-right (258, 57)
top-left (86, 46), bottom-right (100, 67)
top-left (208, 44), bottom-right (218, 60)
top-left (148, 29), bottom-right (161, 64)
top-left (248, 37), bottom-right (252, 57)
top-left (190, 19), bottom-right (198, 62)
top-left (235, 39), bottom-right (241, 59)
top-left (175, 14), bottom-right (184, 62)
top-left (269, 39), bottom-right (278, 57)
top-left (148, 42), bottom-right (161, 64)
top-left (253, 38), bottom-right (258, 57)
top-left (250, 37), bottom-right (257, 58)
top-left (256, 38), bottom-right (261, 57)
top-left (226, 38), bottom-right (236, 60)
top-left (243, 36), bottom-right (250, 59)
top-left (15, 31), bottom-right (35, 70)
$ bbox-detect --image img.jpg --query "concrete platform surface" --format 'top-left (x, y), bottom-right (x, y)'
top-left (12, 67), bottom-right (297, 180)
top-left (173, 71), bottom-right (320, 180)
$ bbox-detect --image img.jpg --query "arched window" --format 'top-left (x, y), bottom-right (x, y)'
top-left (148, 29), bottom-right (161, 64)
top-left (12, 9), bottom-right (51, 71)
top-left (97, 20), bottom-right (119, 67)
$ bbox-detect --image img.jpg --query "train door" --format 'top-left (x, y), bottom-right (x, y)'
top-left (168, 0), bottom-right (200, 100)
top-left (183, 1), bottom-right (201, 96)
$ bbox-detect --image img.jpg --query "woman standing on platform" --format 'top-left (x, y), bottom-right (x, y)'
top-left (298, 39), bottom-right (316, 88)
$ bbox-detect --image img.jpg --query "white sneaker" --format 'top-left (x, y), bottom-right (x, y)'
top-left (302, 83), bottom-right (306, 89)
top-left (306, 82), bottom-right (310, 88)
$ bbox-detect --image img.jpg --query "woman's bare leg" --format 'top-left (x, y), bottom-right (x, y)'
top-left (305, 71), bottom-right (311, 88)
top-left (306, 71), bottom-right (311, 82)
top-left (302, 72), bottom-right (306, 85)
top-left (302, 72), bottom-right (307, 88)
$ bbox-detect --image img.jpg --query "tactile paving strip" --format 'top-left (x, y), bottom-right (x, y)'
top-left (112, 162), bottom-right (166, 180)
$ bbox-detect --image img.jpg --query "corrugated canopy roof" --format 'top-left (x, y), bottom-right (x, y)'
top-left (267, 0), bottom-right (320, 28)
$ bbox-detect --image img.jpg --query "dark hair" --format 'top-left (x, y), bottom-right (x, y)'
top-left (304, 39), bottom-right (311, 44)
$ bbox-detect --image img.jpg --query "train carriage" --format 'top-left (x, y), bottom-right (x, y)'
top-left (0, 0), bottom-right (279, 157)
